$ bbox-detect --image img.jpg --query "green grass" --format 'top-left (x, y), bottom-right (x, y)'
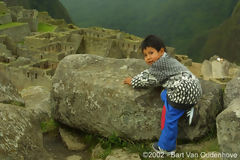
top-left (17, 41), bottom-right (24, 45)
top-left (0, 22), bottom-right (26, 30)
top-left (0, 12), bottom-right (6, 16)
top-left (87, 132), bottom-right (220, 160)
top-left (2, 100), bottom-right (25, 107)
top-left (41, 118), bottom-right (59, 133)
top-left (38, 23), bottom-right (57, 32)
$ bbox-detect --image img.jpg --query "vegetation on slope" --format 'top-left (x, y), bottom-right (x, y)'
top-left (38, 23), bottom-right (57, 32)
top-left (189, 1), bottom-right (240, 63)
top-left (0, 22), bottom-right (26, 30)
top-left (60, 0), bottom-right (237, 59)
top-left (2, 0), bottom-right (72, 23)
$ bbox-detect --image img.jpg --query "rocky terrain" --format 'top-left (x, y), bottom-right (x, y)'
top-left (0, 1), bottom-right (240, 160)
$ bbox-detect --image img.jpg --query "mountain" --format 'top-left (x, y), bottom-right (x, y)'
top-left (189, 0), bottom-right (240, 64)
top-left (2, 0), bottom-right (72, 23)
top-left (60, 0), bottom-right (237, 58)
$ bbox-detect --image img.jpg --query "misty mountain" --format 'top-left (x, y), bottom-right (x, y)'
top-left (3, 0), bottom-right (72, 23)
top-left (60, 0), bottom-right (237, 60)
top-left (189, 1), bottom-right (240, 64)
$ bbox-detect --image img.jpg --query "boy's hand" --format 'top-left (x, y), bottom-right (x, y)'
top-left (123, 77), bottom-right (132, 85)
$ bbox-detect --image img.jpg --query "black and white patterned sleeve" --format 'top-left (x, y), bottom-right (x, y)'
top-left (131, 69), bottom-right (159, 88)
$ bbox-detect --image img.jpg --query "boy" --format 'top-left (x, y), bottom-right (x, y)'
top-left (123, 35), bottom-right (202, 155)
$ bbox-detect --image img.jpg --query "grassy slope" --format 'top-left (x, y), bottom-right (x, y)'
top-left (0, 22), bottom-right (26, 30)
top-left (38, 23), bottom-right (57, 32)
top-left (2, 0), bottom-right (72, 23)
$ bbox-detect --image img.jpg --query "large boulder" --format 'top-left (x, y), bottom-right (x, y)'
top-left (224, 76), bottom-right (240, 109)
top-left (52, 54), bottom-right (224, 141)
top-left (0, 103), bottom-right (49, 160)
top-left (216, 98), bottom-right (240, 160)
top-left (52, 54), bottom-right (162, 141)
top-left (0, 72), bottom-right (24, 105)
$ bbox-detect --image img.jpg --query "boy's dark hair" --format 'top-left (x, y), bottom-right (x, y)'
top-left (141, 35), bottom-right (167, 52)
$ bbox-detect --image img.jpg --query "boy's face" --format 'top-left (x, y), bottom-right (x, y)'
top-left (143, 47), bottom-right (164, 65)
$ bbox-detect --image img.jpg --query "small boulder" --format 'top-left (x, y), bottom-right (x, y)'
top-left (216, 98), bottom-right (240, 159)
top-left (59, 127), bottom-right (86, 151)
top-left (223, 76), bottom-right (240, 109)
top-left (0, 103), bottom-right (49, 160)
top-left (91, 143), bottom-right (105, 159)
top-left (65, 155), bottom-right (82, 160)
top-left (105, 149), bottom-right (141, 160)
top-left (20, 86), bottom-right (52, 122)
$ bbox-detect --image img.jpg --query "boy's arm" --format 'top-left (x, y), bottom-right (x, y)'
top-left (131, 69), bottom-right (159, 88)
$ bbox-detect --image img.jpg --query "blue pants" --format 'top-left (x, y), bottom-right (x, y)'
top-left (157, 90), bottom-right (185, 151)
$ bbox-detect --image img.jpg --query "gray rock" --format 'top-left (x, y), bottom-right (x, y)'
top-left (52, 54), bottom-right (224, 141)
top-left (212, 60), bottom-right (230, 79)
top-left (59, 127), bottom-right (86, 151)
top-left (201, 59), bottom-right (232, 81)
top-left (0, 72), bottom-right (24, 106)
top-left (91, 143), bottom-right (105, 159)
top-left (216, 98), bottom-right (240, 160)
top-left (52, 54), bottom-right (162, 141)
top-left (20, 86), bottom-right (52, 122)
top-left (224, 77), bottom-right (240, 109)
top-left (201, 60), bottom-right (212, 80)
top-left (66, 155), bottom-right (82, 160)
top-left (105, 149), bottom-right (141, 160)
top-left (0, 103), bottom-right (49, 160)
top-left (236, 69), bottom-right (240, 77)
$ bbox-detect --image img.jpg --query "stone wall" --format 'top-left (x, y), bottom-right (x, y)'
top-left (0, 23), bottom-right (30, 42)
top-left (0, 35), bottom-right (17, 55)
top-left (37, 11), bottom-right (68, 28)
top-left (201, 58), bottom-right (231, 80)
top-left (0, 2), bottom-right (12, 25)
top-left (24, 32), bottom-right (70, 49)
top-left (0, 63), bottom-right (51, 90)
top-left (9, 6), bottom-right (38, 32)
top-left (81, 36), bottom-right (112, 57)
top-left (0, 13), bottom-right (12, 25)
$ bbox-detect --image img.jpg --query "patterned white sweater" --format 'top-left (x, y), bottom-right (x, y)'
top-left (131, 53), bottom-right (202, 109)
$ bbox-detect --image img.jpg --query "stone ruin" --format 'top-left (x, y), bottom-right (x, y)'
top-left (9, 5), bottom-right (38, 32)
top-left (1, 0), bottom-right (238, 91)
top-left (0, 1), bottom-right (12, 25)
top-left (200, 55), bottom-right (240, 85)
top-left (0, 2), bottom-right (39, 42)
top-left (1, 2), bottom-right (240, 159)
